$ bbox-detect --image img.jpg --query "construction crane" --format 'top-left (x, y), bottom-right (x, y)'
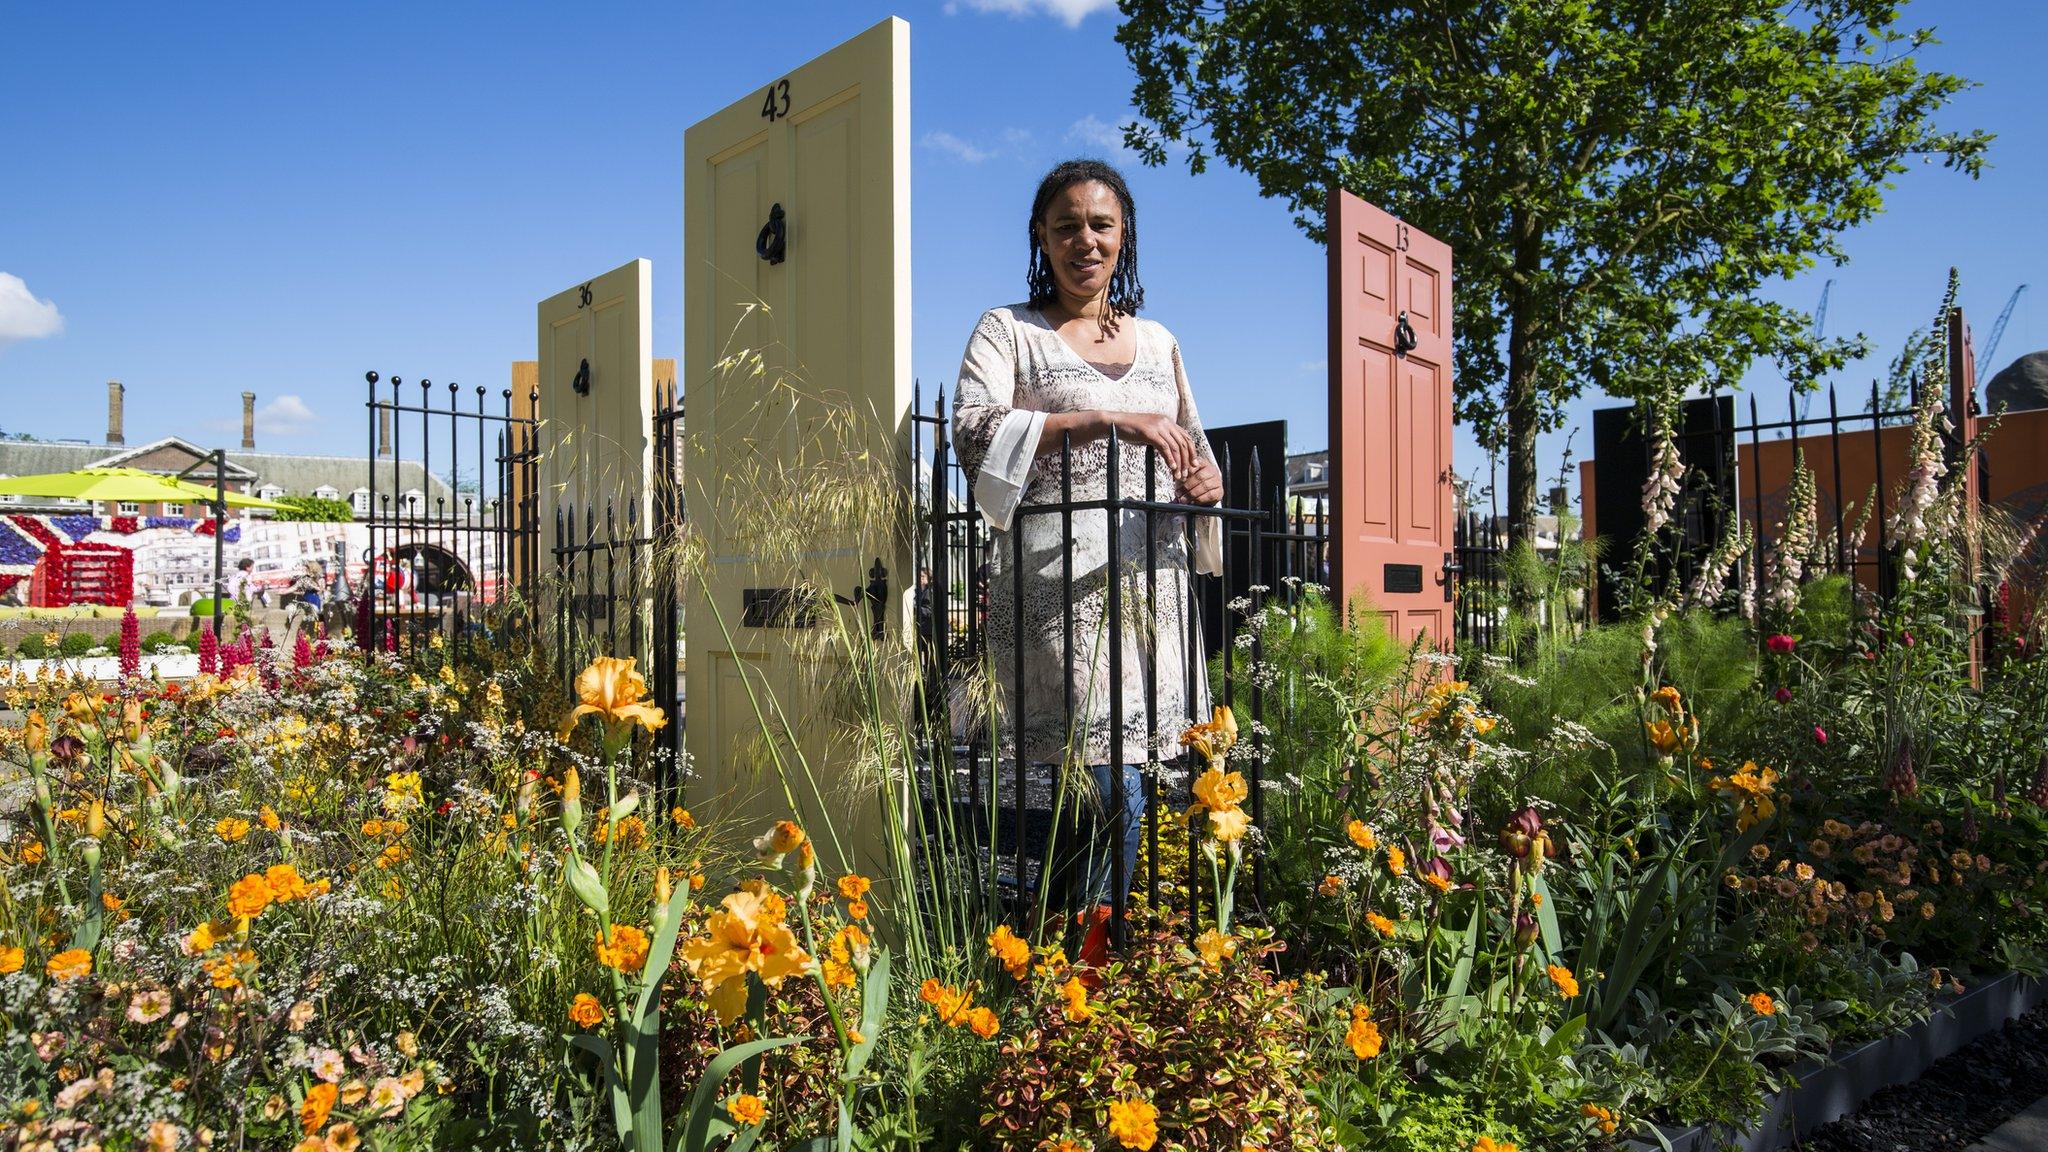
top-left (1798, 279), bottom-right (1834, 422)
top-left (1980, 284), bottom-right (2029, 374)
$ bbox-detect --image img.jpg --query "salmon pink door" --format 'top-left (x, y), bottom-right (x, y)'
top-left (1327, 188), bottom-right (1455, 649)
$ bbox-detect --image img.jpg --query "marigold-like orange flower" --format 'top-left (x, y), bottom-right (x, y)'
top-left (1347, 819), bottom-right (1377, 851)
top-left (1546, 964), bottom-right (1580, 998)
top-left (259, 805), bottom-right (282, 831)
top-left (301, 1082), bottom-right (338, 1134)
top-left (557, 656), bottom-right (667, 739)
top-left (726, 1093), bottom-right (766, 1126)
top-left (671, 806), bottom-right (696, 828)
top-left (568, 993), bottom-right (606, 1028)
top-left (215, 817), bottom-right (250, 843)
top-left (595, 924), bottom-right (652, 975)
top-left (1060, 976), bottom-right (1093, 1022)
top-left (919, 978), bottom-right (974, 1026)
top-left (1386, 846), bottom-right (1407, 876)
top-left (988, 924), bottom-right (1031, 980)
top-left (0, 944), bottom-right (23, 974)
top-left (227, 874), bottom-right (273, 919)
top-left (965, 1006), bottom-right (1000, 1039)
top-left (1748, 992), bottom-right (1777, 1016)
top-left (1582, 1103), bottom-right (1618, 1136)
top-left (1473, 1138), bottom-right (1519, 1152)
top-left (838, 873), bottom-right (872, 900)
top-left (1107, 1098), bottom-right (1159, 1150)
top-left (46, 947), bottom-right (93, 981)
top-left (1346, 1003), bottom-right (1383, 1059)
top-left (1366, 911), bottom-right (1396, 937)
top-left (265, 863), bottom-right (314, 904)
top-left (1318, 874), bottom-right (1346, 897)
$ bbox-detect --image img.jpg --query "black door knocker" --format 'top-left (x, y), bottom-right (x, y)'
top-left (756, 203), bottom-right (787, 265)
top-left (1394, 311), bottom-right (1418, 356)
top-left (571, 357), bottom-right (591, 396)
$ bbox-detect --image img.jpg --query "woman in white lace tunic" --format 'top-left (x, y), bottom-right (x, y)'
top-left (951, 159), bottom-right (1223, 914)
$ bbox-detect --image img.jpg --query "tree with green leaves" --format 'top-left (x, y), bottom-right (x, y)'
top-left (273, 494), bottom-right (354, 522)
top-left (1118, 0), bottom-right (1988, 545)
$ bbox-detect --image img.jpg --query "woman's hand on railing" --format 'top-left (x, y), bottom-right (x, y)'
top-left (1178, 457), bottom-right (1223, 506)
top-left (1102, 411), bottom-right (1199, 478)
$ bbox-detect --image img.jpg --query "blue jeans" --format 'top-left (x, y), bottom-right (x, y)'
top-left (1076, 763), bottom-right (1147, 910)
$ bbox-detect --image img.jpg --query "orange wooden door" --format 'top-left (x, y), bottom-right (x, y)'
top-left (1326, 188), bottom-right (1456, 649)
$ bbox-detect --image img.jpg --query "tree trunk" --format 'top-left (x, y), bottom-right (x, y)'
top-left (1504, 213), bottom-right (1542, 554)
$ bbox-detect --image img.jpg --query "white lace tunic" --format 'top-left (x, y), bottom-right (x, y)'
top-left (952, 304), bottom-right (1223, 767)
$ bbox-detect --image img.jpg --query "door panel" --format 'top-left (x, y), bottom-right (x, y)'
top-left (684, 17), bottom-right (911, 869)
top-left (537, 259), bottom-right (653, 560)
top-left (1327, 188), bottom-right (1455, 650)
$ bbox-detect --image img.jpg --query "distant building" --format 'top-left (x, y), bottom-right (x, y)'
top-left (0, 382), bottom-right (449, 519)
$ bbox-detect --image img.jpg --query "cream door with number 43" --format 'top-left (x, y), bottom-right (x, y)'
top-left (682, 16), bottom-right (912, 867)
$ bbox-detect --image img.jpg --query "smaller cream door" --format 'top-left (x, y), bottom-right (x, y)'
top-left (538, 259), bottom-right (654, 658)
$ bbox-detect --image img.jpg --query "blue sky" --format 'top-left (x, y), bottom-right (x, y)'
top-left (2, 1), bottom-right (2043, 510)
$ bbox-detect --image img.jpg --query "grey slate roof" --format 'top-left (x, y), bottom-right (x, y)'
top-left (0, 436), bottom-right (453, 516)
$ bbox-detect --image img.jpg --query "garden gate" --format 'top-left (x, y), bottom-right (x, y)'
top-left (359, 372), bottom-right (539, 656)
top-left (1326, 188), bottom-right (1457, 649)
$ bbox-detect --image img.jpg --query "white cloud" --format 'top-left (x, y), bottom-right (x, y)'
top-left (943, 0), bottom-right (1117, 27)
top-left (1067, 114), bottom-right (1133, 156)
top-left (921, 130), bottom-right (997, 164)
top-left (0, 273), bottom-right (64, 346)
top-left (255, 395), bottom-right (318, 437)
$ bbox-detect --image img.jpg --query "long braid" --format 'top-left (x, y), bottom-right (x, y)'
top-left (1025, 158), bottom-right (1144, 320)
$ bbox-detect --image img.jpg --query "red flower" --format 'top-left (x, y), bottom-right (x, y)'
top-left (1814, 727), bottom-right (1828, 745)
top-left (1774, 686), bottom-right (1792, 703)
top-left (1765, 634), bottom-right (1797, 654)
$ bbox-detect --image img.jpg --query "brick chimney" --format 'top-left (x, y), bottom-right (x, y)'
top-left (241, 392), bottom-right (257, 450)
top-left (106, 381), bottom-right (125, 446)
top-left (377, 405), bottom-right (393, 457)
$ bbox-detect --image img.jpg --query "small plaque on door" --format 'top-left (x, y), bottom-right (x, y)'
top-left (743, 587), bottom-right (819, 628)
top-left (1383, 563), bottom-right (1424, 594)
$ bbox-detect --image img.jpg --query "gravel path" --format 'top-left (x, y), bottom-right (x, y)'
top-left (1799, 1002), bottom-right (2048, 1151)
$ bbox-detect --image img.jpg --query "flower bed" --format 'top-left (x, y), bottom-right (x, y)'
top-left (4, 299), bottom-right (2046, 1151)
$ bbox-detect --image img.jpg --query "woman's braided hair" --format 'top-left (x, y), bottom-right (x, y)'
top-left (1026, 158), bottom-right (1144, 318)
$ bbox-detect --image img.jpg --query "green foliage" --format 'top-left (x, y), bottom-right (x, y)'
top-left (272, 494), bottom-right (355, 522)
top-left (1117, 0), bottom-right (1989, 532)
top-left (140, 630), bottom-right (178, 653)
top-left (60, 631), bottom-right (97, 656)
top-left (978, 928), bottom-right (1329, 1150)
top-left (12, 633), bottom-right (49, 658)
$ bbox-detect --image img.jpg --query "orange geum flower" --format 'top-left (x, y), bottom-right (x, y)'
top-left (227, 874), bottom-right (274, 919)
top-left (1386, 846), bottom-right (1407, 876)
top-left (964, 1006), bottom-right (1000, 1039)
top-left (1546, 964), bottom-right (1580, 998)
top-left (838, 873), bottom-right (872, 901)
top-left (300, 1082), bottom-right (338, 1134)
top-left (726, 1094), bottom-right (766, 1127)
top-left (1748, 992), bottom-right (1777, 1016)
top-left (1318, 874), bottom-right (1346, 897)
top-left (988, 924), bottom-right (1031, 980)
top-left (265, 864), bottom-right (314, 903)
top-left (1346, 1004), bottom-right (1383, 1059)
top-left (0, 945), bottom-right (23, 974)
top-left (919, 978), bottom-right (975, 1026)
top-left (568, 993), bottom-right (607, 1028)
top-left (1106, 1098), bottom-right (1159, 1151)
top-left (1366, 911), bottom-right (1397, 937)
top-left (1346, 819), bottom-right (1377, 851)
top-left (46, 948), bottom-right (93, 981)
top-left (1060, 976), bottom-right (1093, 1023)
top-left (595, 924), bottom-right (652, 975)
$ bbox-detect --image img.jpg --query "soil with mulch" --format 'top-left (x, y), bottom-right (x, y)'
top-left (1798, 1000), bottom-right (2048, 1150)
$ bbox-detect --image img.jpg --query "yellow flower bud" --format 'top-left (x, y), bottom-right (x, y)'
top-left (655, 866), bottom-right (672, 906)
top-left (85, 799), bottom-right (106, 839)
